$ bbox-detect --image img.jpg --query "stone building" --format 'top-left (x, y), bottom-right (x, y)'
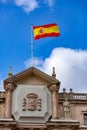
top-left (0, 67), bottom-right (87, 130)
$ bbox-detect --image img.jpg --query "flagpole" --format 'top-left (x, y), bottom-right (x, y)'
top-left (31, 24), bottom-right (34, 66)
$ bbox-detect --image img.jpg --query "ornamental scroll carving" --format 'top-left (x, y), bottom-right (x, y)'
top-left (22, 93), bottom-right (42, 111)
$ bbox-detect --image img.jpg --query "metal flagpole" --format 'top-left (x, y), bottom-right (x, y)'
top-left (31, 24), bottom-right (34, 66)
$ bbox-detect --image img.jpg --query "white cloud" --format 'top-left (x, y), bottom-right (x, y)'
top-left (25, 47), bottom-right (87, 93)
top-left (14, 0), bottom-right (39, 13)
top-left (0, 79), bottom-right (4, 91)
top-left (44, 0), bottom-right (55, 7)
top-left (0, 0), bottom-right (55, 12)
top-left (24, 57), bottom-right (44, 68)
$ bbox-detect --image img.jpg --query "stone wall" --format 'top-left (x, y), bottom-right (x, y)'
top-left (0, 92), bottom-right (5, 118)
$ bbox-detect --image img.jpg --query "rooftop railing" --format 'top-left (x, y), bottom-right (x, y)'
top-left (59, 88), bottom-right (87, 100)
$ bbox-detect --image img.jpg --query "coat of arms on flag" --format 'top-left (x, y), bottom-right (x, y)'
top-left (33, 23), bottom-right (60, 40)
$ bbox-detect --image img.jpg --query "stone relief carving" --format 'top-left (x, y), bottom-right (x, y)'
top-left (58, 106), bottom-right (64, 119)
top-left (22, 93), bottom-right (41, 111)
top-left (63, 98), bottom-right (70, 119)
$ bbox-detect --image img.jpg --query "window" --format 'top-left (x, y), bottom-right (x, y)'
top-left (84, 114), bottom-right (87, 125)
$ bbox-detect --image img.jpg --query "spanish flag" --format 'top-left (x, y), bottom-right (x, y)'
top-left (33, 23), bottom-right (60, 40)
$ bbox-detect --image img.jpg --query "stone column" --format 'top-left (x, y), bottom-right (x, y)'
top-left (49, 84), bottom-right (59, 119)
top-left (5, 83), bottom-right (14, 118)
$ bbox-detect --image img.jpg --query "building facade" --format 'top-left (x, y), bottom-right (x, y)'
top-left (0, 67), bottom-right (87, 130)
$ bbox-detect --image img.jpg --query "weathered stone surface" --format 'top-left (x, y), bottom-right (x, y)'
top-left (12, 84), bottom-right (52, 123)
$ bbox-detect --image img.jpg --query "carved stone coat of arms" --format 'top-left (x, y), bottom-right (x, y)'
top-left (22, 93), bottom-right (42, 111)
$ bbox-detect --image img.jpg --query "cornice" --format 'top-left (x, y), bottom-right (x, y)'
top-left (4, 67), bottom-right (60, 85)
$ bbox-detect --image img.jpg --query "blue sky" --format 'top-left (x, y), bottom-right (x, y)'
top-left (0, 0), bottom-right (87, 92)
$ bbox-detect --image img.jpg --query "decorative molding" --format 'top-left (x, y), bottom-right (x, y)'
top-left (22, 93), bottom-right (42, 111)
top-left (5, 83), bottom-right (14, 92)
top-left (49, 84), bottom-right (59, 91)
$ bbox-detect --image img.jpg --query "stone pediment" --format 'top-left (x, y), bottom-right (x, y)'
top-left (3, 67), bottom-right (60, 124)
top-left (4, 67), bottom-right (60, 86)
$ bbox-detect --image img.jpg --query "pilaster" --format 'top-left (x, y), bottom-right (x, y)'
top-left (5, 82), bottom-right (14, 118)
top-left (49, 83), bottom-right (60, 119)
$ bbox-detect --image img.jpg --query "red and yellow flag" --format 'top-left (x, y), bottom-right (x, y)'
top-left (33, 23), bottom-right (60, 40)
